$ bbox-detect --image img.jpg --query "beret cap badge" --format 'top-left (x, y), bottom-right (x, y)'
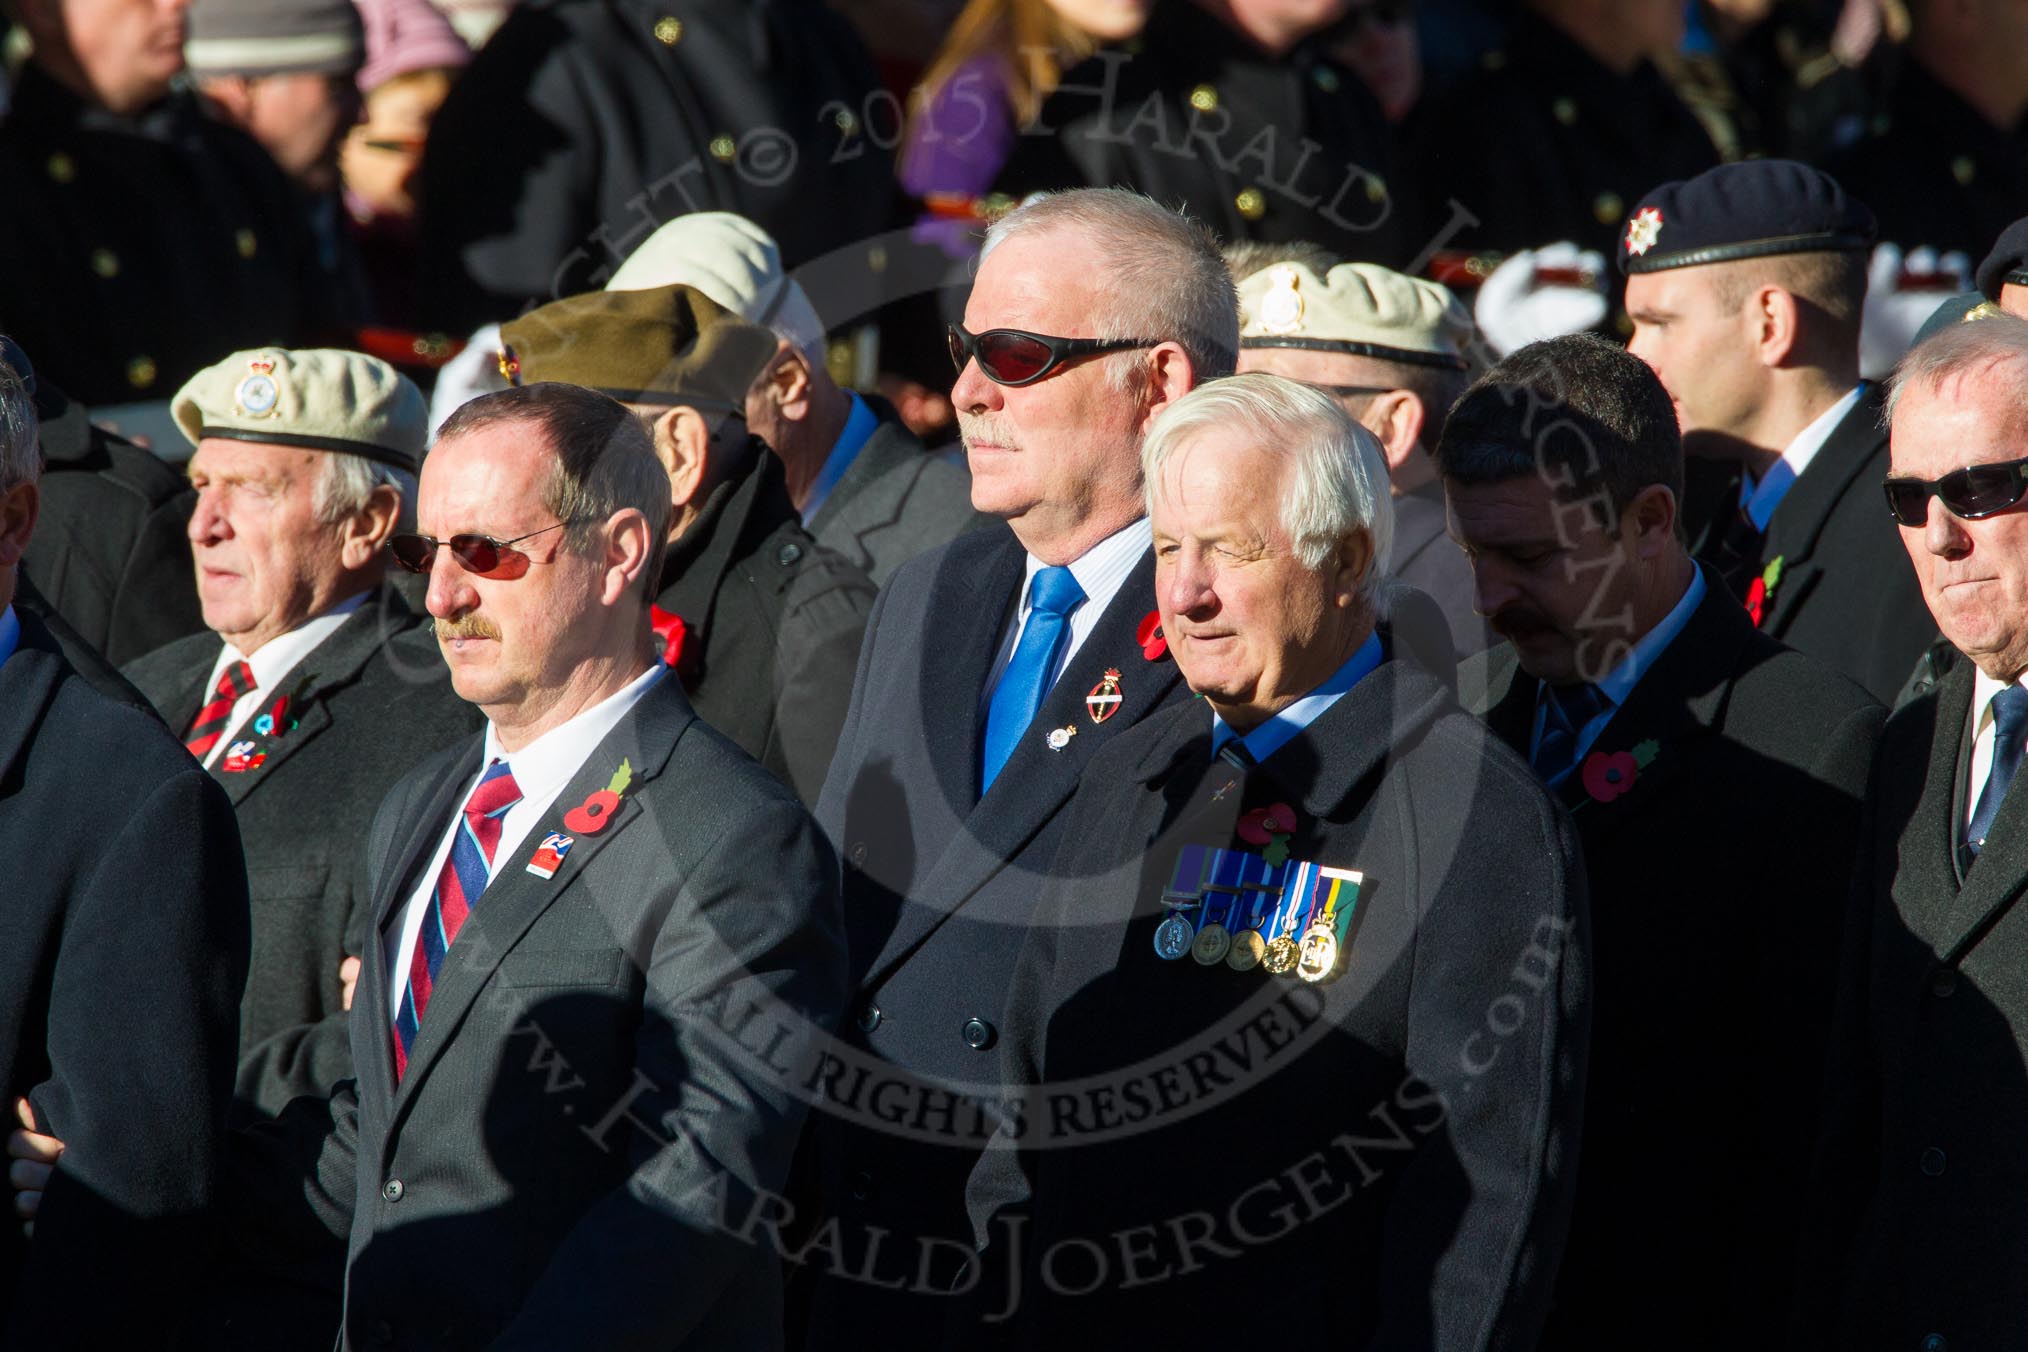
top-left (1625, 207), bottom-right (1665, 258)
top-left (235, 355), bottom-right (280, 418)
top-left (1256, 265), bottom-right (1307, 336)
top-left (496, 345), bottom-right (522, 387)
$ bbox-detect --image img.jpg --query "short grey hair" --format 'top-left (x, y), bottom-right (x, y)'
top-left (1887, 311), bottom-right (2028, 424)
top-left (313, 452), bottom-right (417, 533)
top-left (1141, 373), bottom-right (1395, 614)
top-left (982, 189), bottom-right (1239, 393)
top-left (0, 344), bottom-right (38, 494)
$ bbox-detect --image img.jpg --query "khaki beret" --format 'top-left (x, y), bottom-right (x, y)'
top-left (173, 347), bottom-right (427, 472)
top-left (1239, 262), bottom-right (1474, 371)
top-left (497, 285), bottom-right (778, 414)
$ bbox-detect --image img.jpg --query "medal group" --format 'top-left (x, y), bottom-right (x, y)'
top-left (1156, 843), bottom-right (1364, 984)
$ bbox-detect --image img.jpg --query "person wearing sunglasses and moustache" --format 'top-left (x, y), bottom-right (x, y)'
top-left (790, 188), bottom-right (1228, 1350)
top-left (117, 351), bottom-right (480, 1133)
top-left (1796, 313), bottom-right (2028, 1350)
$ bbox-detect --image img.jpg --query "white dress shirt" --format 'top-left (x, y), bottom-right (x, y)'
top-left (1739, 383), bottom-right (1866, 531)
top-left (384, 662), bottom-right (665, 1019)
top-left (1964, 667), bottom-right (2028, 841)
top-left (979, 516), bottom-right (1152, 714)
top-left (196, 591), bottom-right (368, 767)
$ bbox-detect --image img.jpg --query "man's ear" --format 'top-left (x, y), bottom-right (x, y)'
top-left (0, 480), bottom-right (38, 570)
top-left (1135, 342), bottom-right (1199, 434)
top-left (1333, 525), bottom-right (1375, 609)
top-left (597, 507), bottom-right (654, 608)
top-left (1622, 483), bottom-right (1680, 559)
top-left (651, 406), bottom-right (714, 509)
top-left (1753, 285), bottom-right (1803, 368)
top-left (336, 481), bottom-right (402, 571)
top-left (1361, 389), bottom-right (1427, 476)
top-left (758, 345), bottom-right (814, 424)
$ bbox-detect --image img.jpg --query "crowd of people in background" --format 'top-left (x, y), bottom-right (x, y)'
top-left (3, 0), bottom-right (2028, 1349)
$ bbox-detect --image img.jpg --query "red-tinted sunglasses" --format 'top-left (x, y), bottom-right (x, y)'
top-left (947, 323), bottom-right (1157, 386)
top-left (388, 521), bottom-right (574, 577)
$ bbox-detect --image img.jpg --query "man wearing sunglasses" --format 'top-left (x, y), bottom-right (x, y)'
top-left (794, 189), bottom-right (1232, 1348)
top-left (494, 283), bottom-right (876, 807)
top-left (1798, 313), bottom-right (2028, 1350)
top-left (1235, 255), bottom-right (1492, 657)
top-left (119, 349), bottom-right (478, 1149)
top-left (1622, 160), bottom-right (1935, 704)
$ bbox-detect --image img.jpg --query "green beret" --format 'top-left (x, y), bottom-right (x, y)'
top-left (497, 285), bottom-right (778, 414)
top-left (1238, 262), bottom-right (1473, 371)
top-left (172, 347), bottom-right (426, 472)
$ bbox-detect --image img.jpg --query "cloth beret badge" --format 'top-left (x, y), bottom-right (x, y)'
top-left (1256, 266), bottom-right (1307, 335)
top-left (1625, 208), bottom-right (1665, 258)
top-left (235, 356), bottom-right (280, 417)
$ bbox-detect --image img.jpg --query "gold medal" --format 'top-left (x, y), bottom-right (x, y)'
top-left (1153, 914), bottom-right (1195, 961)
top-left (1226, 929), bottom-right (1266, 971)
top-left (1263, 935), bottom-right (1299, 974)
top-left (1191, 922), bottom-right (1231, 966)
top-left (1296, 922), bottom-right (1339, 983)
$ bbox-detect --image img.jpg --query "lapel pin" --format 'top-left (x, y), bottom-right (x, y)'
top-left (220, 739), bottom-right (266, 773)
top-left (525, 832), bottom-right (574, 880)
top-left (1086, 668), bottom-right (1123, 724)
top-left (1046, 725), bottom-right (1077, 751)
top-left (1137, 610), bottom-right (1169, 661)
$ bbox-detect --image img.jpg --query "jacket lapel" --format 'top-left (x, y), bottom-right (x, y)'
top-left (1930, 666), bottom-right (2028, 967)
top-left (865, 550), bottom-right (1183, 986)
top-left (914, 526), bottom-right (1027, 827)
top-left (1761, 386), bottom-right (1884, 631)
top-left (386, 677), bottom-right (694, 1120)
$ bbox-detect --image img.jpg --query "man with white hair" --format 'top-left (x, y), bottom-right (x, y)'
top-left (121, 348), bottom-right (478, 1126)
top-left (964, 373), bottom-right (1588, 1346)
top-left (795, 188), bottom-right (1227, 1347)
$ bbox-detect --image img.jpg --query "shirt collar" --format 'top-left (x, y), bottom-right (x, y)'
top-left (218, 590), bottom-right (371, 692)
top-left (1972, 665), bottom-right (2028, 737)
top-left (801, 391), bottom-right (881, 525)
top-left (479, 662), bottom-right (666, 808)
top-left (0, 605), bottom-right (19, 668)
top-left (1740, 383), bottom-right (1866, 530)
top-left (1210, 629), bottom-right (1384, 764)
top-left (1536, 564), bottom-right (1706, 733)
top-left (1018, 516), bottom-right (1152, 621)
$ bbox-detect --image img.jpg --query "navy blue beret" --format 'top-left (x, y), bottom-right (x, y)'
top-left (1617, 159), bottom-right (1876, 276)
top-left (1976, 216), bottom-right (2028, 301)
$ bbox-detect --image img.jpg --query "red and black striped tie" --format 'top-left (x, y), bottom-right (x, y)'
top-left (184, 660), bottom-right (256, 761)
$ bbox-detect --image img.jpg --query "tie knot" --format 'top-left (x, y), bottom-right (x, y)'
top-left (220, 659), bottom-right (255, 700)
top-left (466, 759), bottom-right (523, 820)
top-left (1549, 681), bottom-right (1608, 733)
top-left (1995, 685), bottom-right (2028, 739)
top-left (1028, 565), bottom-right (1085, 619)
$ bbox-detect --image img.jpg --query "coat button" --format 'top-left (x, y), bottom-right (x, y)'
top-left (653, 15), bottom-right (682, 44)
top-left (847, 841), bottom-right (867, 868)
top-left (1919, 1147), bottom-right (1946, 1177)
top-left (46, 152), bottom-right (75, 183)
top-left (961, 1017), bottom-right (995, 1050)
top-left (382, 1177), bottom-right (405, 1202)
top-left (709, 134), bottom-right (736, 162)
top-left (126, 355), bottom-right (157, 389)
top-left (1311, 66), bottom-right (1339, 93)
top-left (856, 1003), bottom-right (882, 1033)
top-left (1592, 191), bottom-right (1624, 226)
top-left (1922, 1336), bottom-right (1947, 1352)
top-left (1932, 969), bottom-right (1957, 998)
top-left (849, 1170), bottom-right (874, 1202)
top-left (1235, 187), bottom-right (1266, 221)
top-left (1188, 83), bottom-right (1218, 112)
top-left (777, 541), bottom-right (803, 566)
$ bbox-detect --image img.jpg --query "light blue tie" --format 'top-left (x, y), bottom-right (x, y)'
top-left (981, 566), bottom-right (1085, 792)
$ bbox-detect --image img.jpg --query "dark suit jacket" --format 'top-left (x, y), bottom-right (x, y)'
top-left (805, 396), bottom-right (990, 590)
top-left (795, 523), bottom-right (1190, 1348)
top-left (229, 672), bottom-right (847, 1350)
top-left (123, 593), bottom-right (482, 1118)
top-left (659, 443), bottom-right (875, 806)
top-left (23, 388), bottom-right (204, 665)
top-left (0, 610), bottom-right (249, 1346)
top-left (1796, 660), bottom-right (2028, 1349)
top-left (964, 640), bottom-right (1589, 1350)
top-left (13, 571), bottom-right (151, 710)
top-left (1684, 385), bottom-right (1935, 705)
top-left (1462, 569), bottom-right (1881, 1349)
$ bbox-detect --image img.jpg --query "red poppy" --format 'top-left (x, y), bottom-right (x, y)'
top-left (1744, 577), bottom-right (1767, 628)
top-left (1236, 802), bottom-right (1298, 844)
top-left (1136, 609), bottom-right (1168, 661)
top-left (649, 605), bottom-right (689, 670)
top-left (563, 789), bottom-right (622, 835)
top-left (1581, 750), bottom-right (1640, 803)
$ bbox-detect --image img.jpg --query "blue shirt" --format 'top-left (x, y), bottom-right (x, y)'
top-left (1210, 630), bottom-right (1385, 765)
top-left (0, 604), bottom-right (17, 668)
top-left (800, 391), bottom-right (880, 525)
top-left (1529, 565), bottom-right (1707, 775)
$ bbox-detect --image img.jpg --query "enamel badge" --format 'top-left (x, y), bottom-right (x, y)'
top-left (1256, 264), bottom-right (1306, 335)
top-left (235, 355), bottom-right (280, 417)
top-left (1625, 207), bottom-right (1665, 257)
top-left (1046, 725), bottom-right (1077, 751)
top-left (525, 832), bottom-right (574, 880)
top-left (1086, 668), bottom-right (1123, 724)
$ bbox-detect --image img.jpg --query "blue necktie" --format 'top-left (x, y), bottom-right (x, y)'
top-left (981, 566), bottom-right (1085, 792)
top-left (1532, 681), bottom-right (1608, 785)
top-left (1968, 686), bottom-right (2028, 858)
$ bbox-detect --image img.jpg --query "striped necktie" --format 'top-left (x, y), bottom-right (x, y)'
top-left (393, 760), bottom-right (523, 1080)
top-left (184, 659), bottom-right (256, 760)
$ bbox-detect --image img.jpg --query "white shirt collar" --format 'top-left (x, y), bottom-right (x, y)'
top-left (1017, 516), bottom-right (1151, 623)
top-left (211, 590), bottom-right (371, 694)
top-left (477, 662), bottom-right (666, 810)
top-left (1971, 665), bottom-right (2028, 737)
top-left (1740, 383), bottom-right (1866, 531)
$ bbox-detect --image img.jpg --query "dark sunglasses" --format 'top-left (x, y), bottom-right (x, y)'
top-left (1883, 456), bottom-right (2028, 527)
top-left (947, 324), bottom-right (1157, 387)
top-left (388, 521), bottom-right (574, 577)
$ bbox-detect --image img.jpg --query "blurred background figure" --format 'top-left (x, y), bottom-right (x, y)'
top-left (340, 0), bottom-right (470, 329)
top-left (187, 0), bottom-right (372, 327)
top-left (0, 0), bottom-right (337, 407)
top-left (424, 0), bottom-right (514, 47)
top-left (1326, 0), bottom-right (1424, 123)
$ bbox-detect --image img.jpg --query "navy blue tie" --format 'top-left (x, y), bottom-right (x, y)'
top-left (1968, 686), bottom-right (2028, 858)
top-left (1532, 681), bottom-right (1608, 785)
top-left (981, 566), bottom-right (1085, 792)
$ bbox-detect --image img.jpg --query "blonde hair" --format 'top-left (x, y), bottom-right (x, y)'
top-left (911, 0), bottom-right (1102, 132)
